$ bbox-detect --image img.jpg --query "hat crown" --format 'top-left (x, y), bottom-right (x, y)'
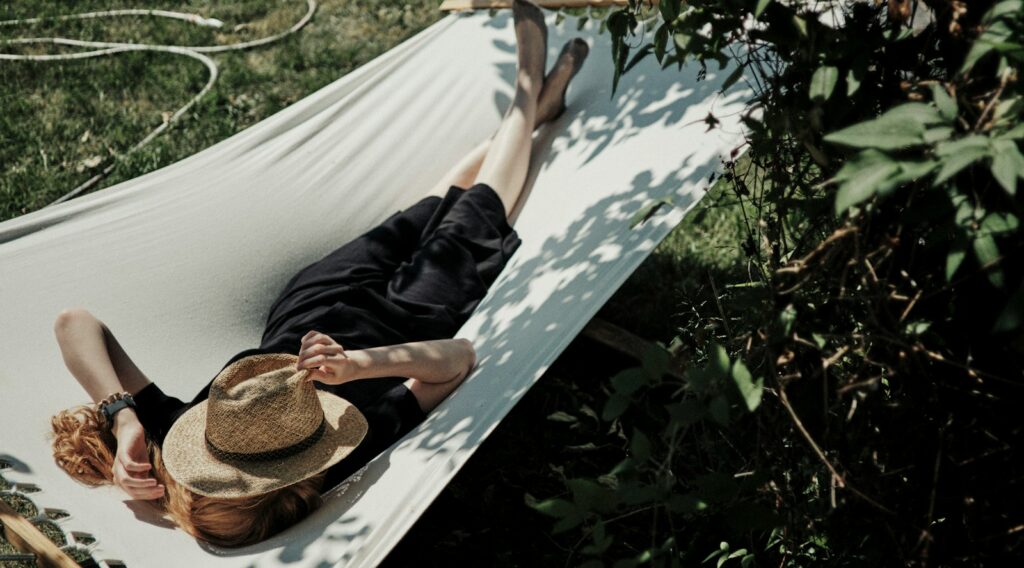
top-left (205, 355), bottom-right (323, 457)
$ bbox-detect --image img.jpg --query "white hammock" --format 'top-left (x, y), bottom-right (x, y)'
top-left (0, 10), bottom-right (750, 568)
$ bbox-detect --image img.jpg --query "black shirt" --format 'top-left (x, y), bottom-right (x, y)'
top-left (133, 184), bottom-right (520, 491)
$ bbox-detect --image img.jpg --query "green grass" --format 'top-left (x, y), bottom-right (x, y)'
top-left (0, 0), bottom-right (443, 220)
top-left (0, 493), bottom-right (37, 518)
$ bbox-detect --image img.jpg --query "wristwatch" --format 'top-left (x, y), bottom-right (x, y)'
top-left (99, 392), bottom-right (137, 426)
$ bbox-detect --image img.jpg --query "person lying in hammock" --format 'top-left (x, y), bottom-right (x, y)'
top-left (47, 0), bottom-right (588, 549)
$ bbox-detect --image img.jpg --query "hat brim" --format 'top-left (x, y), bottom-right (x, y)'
top-left (162, 390), bottom-right (368, 498)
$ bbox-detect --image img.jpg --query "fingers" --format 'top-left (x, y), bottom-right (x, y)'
top-left (113, 460), bottom-right (165, 500)
top-left (307, 366), bottom-right (336, 384)
top-left (122, 460), bottom-right (152, 473)
top-left (297, 334), bottom-right (345, 370)
top-left (114, 461), bottom-right (157, 488)
top-left (301, 330), bottom-right (335, 345)
top-left (298, 342), bottom-right (344, 360)
top-left (297, 351), bottom-right (344, 371)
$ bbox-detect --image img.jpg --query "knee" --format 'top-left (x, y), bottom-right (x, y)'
top-left (53, 308), bottom-right (96, 336)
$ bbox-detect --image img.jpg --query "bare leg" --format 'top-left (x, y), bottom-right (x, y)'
top-left (468, 0), bottom-right (546, 216)
top-left (426, 37), bottom-right (590, 208)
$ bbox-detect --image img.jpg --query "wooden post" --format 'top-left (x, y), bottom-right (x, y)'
top-left (0, 500), bottom-right (78, 568)
top-left (440, 0), bottom-right (635, 11)
top-left (581, 317), bottom-right (687, 381)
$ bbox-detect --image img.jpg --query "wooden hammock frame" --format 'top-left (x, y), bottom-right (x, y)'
top-left (441, 0), bottom-right (632, 11)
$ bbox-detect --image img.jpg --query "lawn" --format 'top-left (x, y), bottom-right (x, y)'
top-left (1, 1), bottom-right (743, 564)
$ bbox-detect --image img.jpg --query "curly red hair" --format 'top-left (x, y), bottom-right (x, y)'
top-left (50, 403), bottom-right (326, 547)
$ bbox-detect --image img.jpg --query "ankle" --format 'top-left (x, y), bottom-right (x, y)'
top-left (515, 70), bottom-right (542, 96)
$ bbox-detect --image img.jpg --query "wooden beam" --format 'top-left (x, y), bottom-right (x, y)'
top-left (0, 500), bottom-right (78, 568)
top-left (441, 0), bottom-right (631, 11)
top-left (581, 317), bottom-right (687, 381)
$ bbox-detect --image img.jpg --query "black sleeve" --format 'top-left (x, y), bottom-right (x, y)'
top-left (320, 383), bottom-right (427, 492)
top-left (133, 383), bottom-right (188, 446)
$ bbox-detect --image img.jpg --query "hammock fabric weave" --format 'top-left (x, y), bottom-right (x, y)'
top-left (0, 11), bottom-right (749, 568)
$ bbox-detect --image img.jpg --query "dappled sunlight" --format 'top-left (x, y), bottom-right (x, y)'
top-left (0, 9), bottom-right (749, 568)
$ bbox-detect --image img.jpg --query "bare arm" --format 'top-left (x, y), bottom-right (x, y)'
top-left (53, 308), bottom-right (164, 500)
top-left (296, 331), bottom-right (476, 413)
top-left (53, 309), bottom-right (152, 403)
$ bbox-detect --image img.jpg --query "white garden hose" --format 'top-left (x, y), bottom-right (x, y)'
top-left (0, 1), bottom-right (318, 205)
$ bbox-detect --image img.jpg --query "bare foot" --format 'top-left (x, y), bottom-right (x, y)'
top-left (513, 0), bottom-right (547, 90)
top-left (536, 38), bottom-right (589, 125)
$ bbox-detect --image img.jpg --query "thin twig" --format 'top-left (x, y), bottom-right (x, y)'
top-left (708, 271), bottom-right (732, 340)
top-left (775, 384), bottom-right (896, 515)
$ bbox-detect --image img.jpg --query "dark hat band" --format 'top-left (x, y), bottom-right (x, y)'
top-left (205, 416), bottom-right (327, 463)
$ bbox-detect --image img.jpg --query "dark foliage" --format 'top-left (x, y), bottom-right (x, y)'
top-left (528, 1), bottom-right (1024, 565)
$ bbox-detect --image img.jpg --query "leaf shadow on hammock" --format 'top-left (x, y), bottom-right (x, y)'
top-left (488, 15), bottom-right (740, 169)
top-left (239, 160), bottom-right (717, 567)
top-left (0, 453), bottom-right (32, 474)
top-left (226, 13), bottom-right (750, 567)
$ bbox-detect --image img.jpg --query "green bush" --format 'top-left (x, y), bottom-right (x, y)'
top-left (532, 1), bottom-right (1024, 565)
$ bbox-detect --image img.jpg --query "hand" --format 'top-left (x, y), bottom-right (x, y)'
top-left (297, 330), bottom-right (356, 385)
top-left (112, 416), bottom-right (164, 501)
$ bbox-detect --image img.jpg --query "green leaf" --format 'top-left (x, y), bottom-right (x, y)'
top-left (934, 136), bottom-right (991, 185)
top-left (931, 84), bottom-right (958, 121)
top-left (776, 303), bottom-right (797, 337)
top-left (846, 67), bottom-right (862, 96)
top-left (811, 333), bottom-right (827, 348)
top-left (630, 430), bottom-right (652, 462)
top-left (984, 0), bottom-right (1024, 23)
top-left (602, 393), bottom-right (630, 421)
top-left (962, 38), bottom-right (996, 73)
top-left (547, 411), bottom-right (578, 423)
top-left (993, 283), bottom-right (1024, 332)
top-left (973, 234), bottom-right (1004, 288)
top-left (1001, 123), bottom-right (1024, 139)
top-left (657, 0), bottom-right (678, 23)
top-left (924, 126), bottom-right (955, 144)
top-left (824, 106), bottom-right (931, 150)
top-left (606, 9), bottom-right (628, 36)
top-left (792, 15), bottom-right (807, 37)
top-left (567, 478), bottom-right (615, 513)
top-left (885, 102), bottom-right (947, 125)
top-left (980, 211), bottom-right (1020, 235)
top-left (904, 321), bottom-right (931, 336)
top-left (730, 359), bottom-right (763, 412)
top-left (754, 0), bottom-right (771, 18)
top-left (990, 139), bottom-right (1024, 195)
top-left (611, 368), bottom-right (648, 396)
top-left (630, 197), bottom-right (674, 228)
top-left (831, 150), bottom-right (900, 213)
top-left (709, 396), bottom-right (730, 426)
top-left (936, 135), bottom-right (990, 156)
top-left (553, 511), bottom-right (584, 533)
top-left (709, 343), bottom-right (731, 378)
top-left (673, 31), bottom-right (693, 53)
top-left (642, 344), bottom-right (671, 378)
top-left (809, 65), bottom-right (838, 102)
top-left (946, 238), bottom-right (967, 281)
top-left (654, 24), bottom-right (669, 63)
top-left (686, 367), bottom-right (714, 392)
top-left (623, 44), bottom-right (653, 74)
top-left (888, 159), bottom-right (939, 186)
top-left (530, 497), bottom-right (576, 518)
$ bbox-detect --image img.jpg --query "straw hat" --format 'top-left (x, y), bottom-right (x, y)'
top-left (162, 353), bottom-right (368, 498)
